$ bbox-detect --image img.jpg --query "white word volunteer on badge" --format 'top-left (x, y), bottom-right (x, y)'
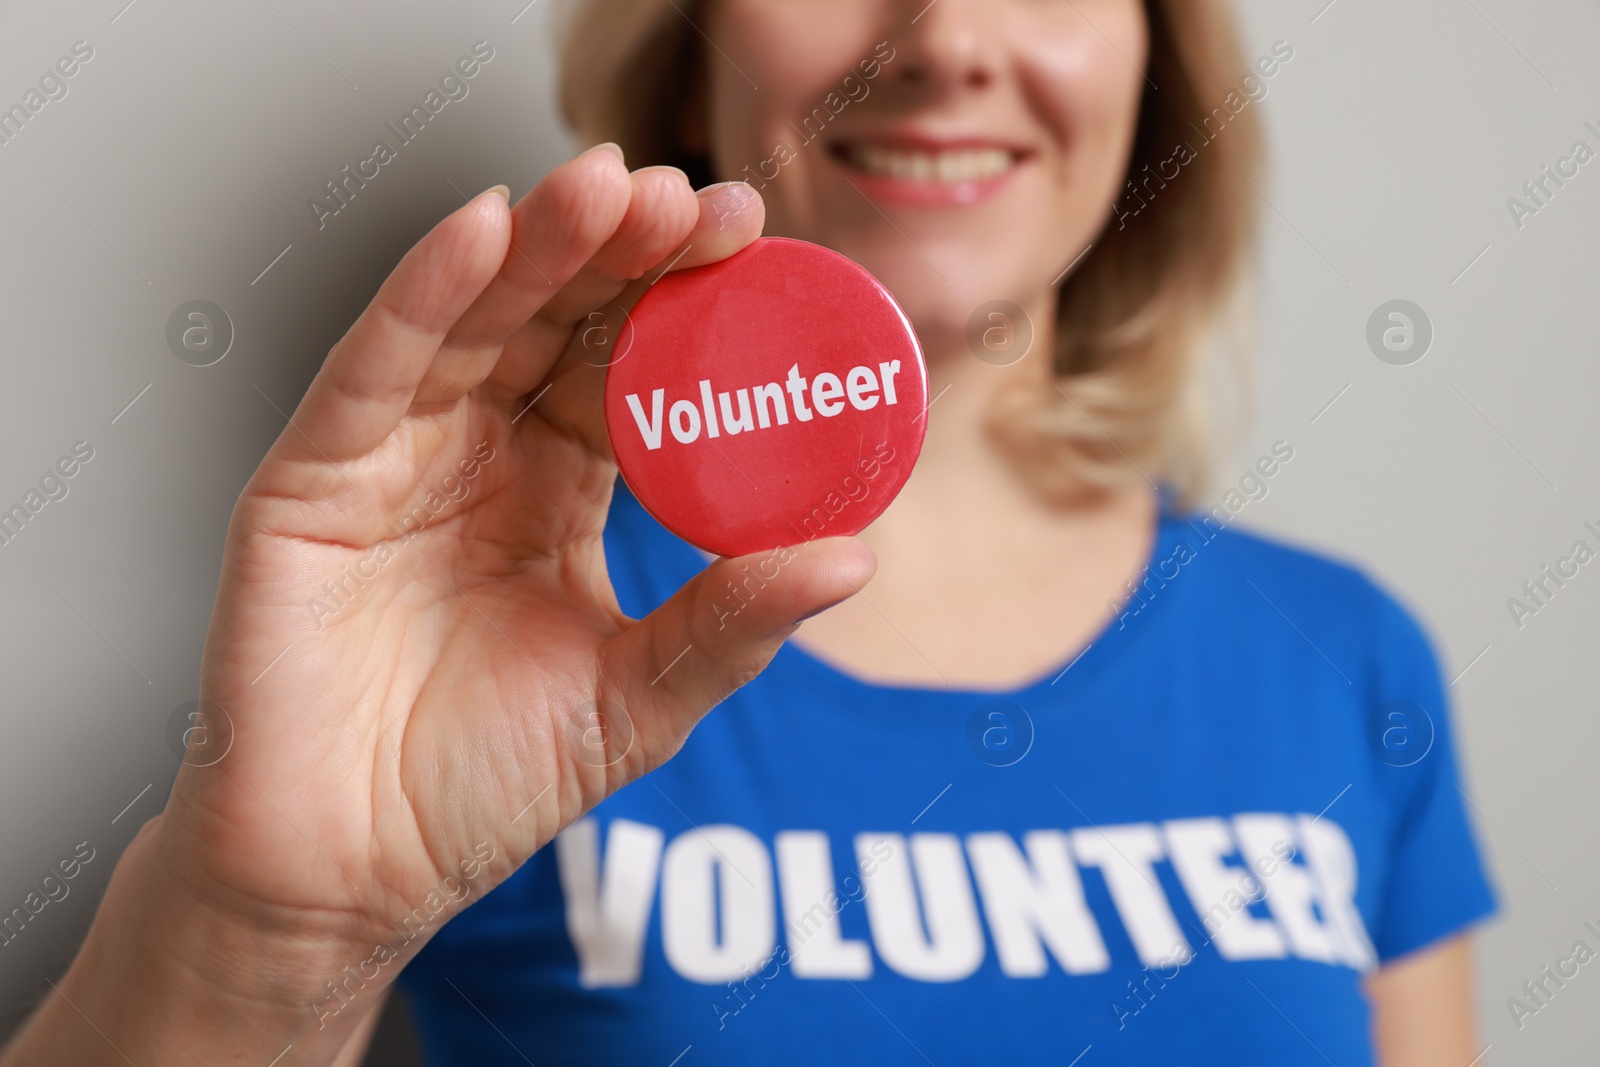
top-left (624, 360), bottom-right (905, 450)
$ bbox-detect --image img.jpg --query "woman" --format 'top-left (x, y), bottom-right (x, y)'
top-left (0, 0), bottom-right (1494, 1064)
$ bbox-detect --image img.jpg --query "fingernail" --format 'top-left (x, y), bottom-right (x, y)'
top-left (698, 180), bottom-right (755, 202)
top-left (637, 164), bottom-right (691, 182)
top-left (594, 141), bottom-right (625, 160)
top-left (482, 184), bottom-right (510, 202)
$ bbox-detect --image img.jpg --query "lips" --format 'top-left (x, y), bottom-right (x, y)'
top-left (828, 136), bottom-right (1031, 207)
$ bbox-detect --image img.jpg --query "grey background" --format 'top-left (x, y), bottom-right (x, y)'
top-left (0, 0), bottom-right (1594, 1063)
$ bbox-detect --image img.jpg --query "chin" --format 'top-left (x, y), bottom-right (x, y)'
top-left (888, 260), bottom-right (1039, 353)
top-left (903, 283), bottom-right (1001, 347)
top-left (794, 231), bottom-right (1008, 343)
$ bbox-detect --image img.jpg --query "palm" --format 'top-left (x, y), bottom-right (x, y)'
top-left (160, 150), bottom-right (873, 951)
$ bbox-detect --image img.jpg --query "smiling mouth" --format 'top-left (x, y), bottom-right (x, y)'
top-left (831, 142), bottom-right (1026, 184)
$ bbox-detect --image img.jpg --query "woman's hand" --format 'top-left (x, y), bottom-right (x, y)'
top-left (3, 144), bottom-right (874, 1066)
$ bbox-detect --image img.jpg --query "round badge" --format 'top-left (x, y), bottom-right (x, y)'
top-left (605, 237), bottom-right (927, 558)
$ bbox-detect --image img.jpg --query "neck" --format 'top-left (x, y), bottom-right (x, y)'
top-left (862, 285), bottom-right (1155, 553)
top-left (788, 285), bottom-right (1159, 689)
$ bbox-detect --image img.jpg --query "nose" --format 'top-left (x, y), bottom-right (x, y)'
top-left (887, 0), bottom-right (1001, 94)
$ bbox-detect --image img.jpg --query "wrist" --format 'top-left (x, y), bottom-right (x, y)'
top-left (6, 817), bottom-right (384, 1066)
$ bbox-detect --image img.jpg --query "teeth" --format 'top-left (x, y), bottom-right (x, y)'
top-left (847, 145), bottom-right (1014, 183)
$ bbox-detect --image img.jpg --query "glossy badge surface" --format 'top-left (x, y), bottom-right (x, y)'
top-left (604, 236), bottom-right (927, 558)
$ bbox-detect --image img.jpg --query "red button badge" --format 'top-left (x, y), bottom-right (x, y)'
top-left (605, 236), bottom-right (927, 558)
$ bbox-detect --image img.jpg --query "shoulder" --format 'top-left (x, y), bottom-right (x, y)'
top-left (1181, 515), bottom-right (1382, 599)
top-left (1164, 513), bottom-right (1443, 686)
top-left (1174, 513), bottom-right (1407, 617)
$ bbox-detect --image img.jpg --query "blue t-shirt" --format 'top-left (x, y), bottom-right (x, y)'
top-left (398, 480), bottom-right (1495, 1066)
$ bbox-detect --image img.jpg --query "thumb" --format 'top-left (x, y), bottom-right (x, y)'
top-left (597, 536), bottom-right (876, 763)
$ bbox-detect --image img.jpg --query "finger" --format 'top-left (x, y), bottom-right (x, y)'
top-left (525, 167), bottom-right (707, 332)
top-left (418, 163), bottom-right (700, 408)
top-left (484, 177), bottom-right (761, 404)
top-left (505, 180), bottom-right (767, 454)
top-left (410, 145), bottom-right (641, 407)
top-left (284, 187), bottom-right (513, 463)
top-left (597, 536), bottom-right (877, 767)
top-left (631, 179), bottom-right (767, 273)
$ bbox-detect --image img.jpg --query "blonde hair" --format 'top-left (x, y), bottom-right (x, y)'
top-left (557, 0), bottom-right (1263, 509)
